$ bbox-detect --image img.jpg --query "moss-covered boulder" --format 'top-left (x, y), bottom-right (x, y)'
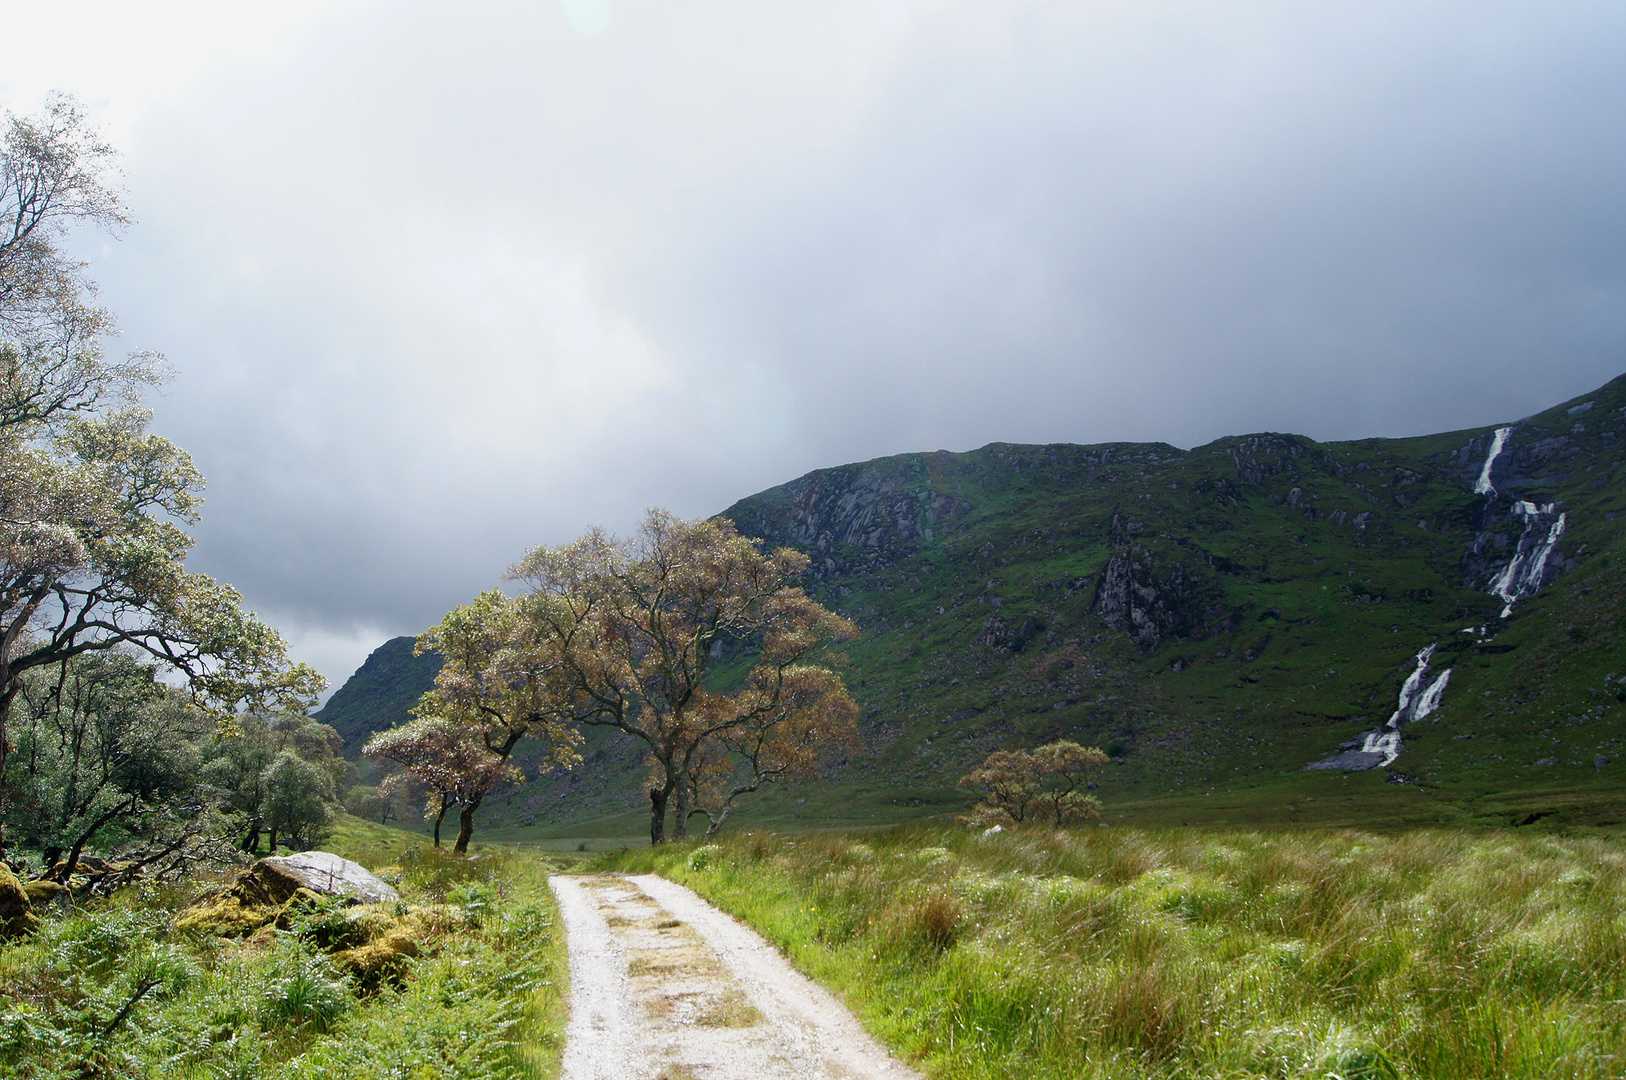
top-left (21, 879), bottom-right (69, 916)
top-left (0, 864), bottom-right (39, 940)
top-left (329, 908), bottom-right (439, 989)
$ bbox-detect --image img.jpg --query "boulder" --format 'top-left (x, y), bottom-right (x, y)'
top-left (22, 879), bottom-right (70, 916)
top-left (0, 863), bottom-right (38, 940)
top-left (253, 851), bottom-right (400, 905)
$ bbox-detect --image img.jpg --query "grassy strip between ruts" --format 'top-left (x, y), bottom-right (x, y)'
top-left (597, 824), bottom-right (1626, 1080)
top-left (0, 819), bottom-right (567, 1080)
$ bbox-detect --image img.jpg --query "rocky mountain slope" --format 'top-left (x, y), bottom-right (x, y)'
top-left (313, 636), bottom-right (441, 759)
top-left (328, 371), bottom-right (1626, 832)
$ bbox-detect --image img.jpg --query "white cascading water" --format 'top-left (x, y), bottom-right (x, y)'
top-left (1308, 644), bottom-right (1453, 770)
top-left (1488, 501), bottom-right (1567, 617)
top-left (1356, 645), bottom-right (1453, 766)
top-left (1475, 426), bottom-right (1512, 495)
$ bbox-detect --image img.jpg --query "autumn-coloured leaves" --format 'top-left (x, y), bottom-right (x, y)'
top-left (960, 740), bottom-right (1109, 829)
top-left (368, 510), bottom-right (861, 845)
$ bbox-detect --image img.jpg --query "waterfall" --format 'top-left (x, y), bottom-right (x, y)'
top-left (1488, 501), bottom-right (1567, 617)
top-left (1307, 645), bottom-right (1452, 771)
top-left (1306, 424), bottom-right (1570, 773)
top-left (1475, 426), bottom-right (1512, 496)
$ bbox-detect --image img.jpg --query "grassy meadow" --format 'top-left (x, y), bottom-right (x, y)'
top-left (600, 823), bottom-right (1626, 1080)
top-left (0, 817), bottom-right (567, 1080)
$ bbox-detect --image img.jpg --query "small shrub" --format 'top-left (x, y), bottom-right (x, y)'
top-left (688, 845), bottom-right (724, 871)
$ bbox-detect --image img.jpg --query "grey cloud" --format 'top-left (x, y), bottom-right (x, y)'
top-left (74, 0), bottom-right (1626, 688)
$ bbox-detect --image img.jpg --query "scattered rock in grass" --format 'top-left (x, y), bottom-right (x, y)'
top-left (21, 879), bottom-right (70, 916)
top-left (177, 852), bottom-right (396, 937)
top-left (254, 852), bottom-right (400, 904)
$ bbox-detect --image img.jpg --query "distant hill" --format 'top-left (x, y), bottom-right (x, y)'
top-left (324, 371), bottom-right (1626, 833)
top-left (313, 636), bottom-right (441, 758)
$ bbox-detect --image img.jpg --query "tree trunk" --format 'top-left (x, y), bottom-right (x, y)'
top-left (453, 794), bottom-right (482, 854)
top-left (52, 801), bottom-right (130, 883)
top-left (649, 787), bottom-right (668, 845)
top-left (432, 801), bottom-right (447, 848)
top-left (241, 817), bottom-right (262, 853)
top-left (0, 685), bottom-right (14, 859)
top-left (267, 825), bottom-right (279, 852)
top-left (672, 783), bottom-right (690, 841)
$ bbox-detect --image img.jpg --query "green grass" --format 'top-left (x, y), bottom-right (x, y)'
top-left (0, 818), bottom-right (568, 1079)
top-left (599, 824), bottom-right (1626, 1079)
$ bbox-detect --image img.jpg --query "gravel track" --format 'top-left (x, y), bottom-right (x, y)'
top-left (549, 873), bottom-right (924, 1080)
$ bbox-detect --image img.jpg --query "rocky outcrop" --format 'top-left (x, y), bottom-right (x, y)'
top-left (1228, 433), bottom-right (1314, 484)
top-left (1092, 538), bottom-right (1236, 652)
top-left (729, 460), bottom-right (968, 578)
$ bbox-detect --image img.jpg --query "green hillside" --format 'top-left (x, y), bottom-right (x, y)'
top-left (313, 636), bottom-right (441, 758)
top-left (338, 372), bottom-right (1626, 836)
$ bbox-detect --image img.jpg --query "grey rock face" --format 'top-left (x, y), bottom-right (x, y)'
top-left (1093, 538), bottom-right (1234, 653)
top-left (254, 851), bottom-right (400, 905)
top-left (1305, 748), bottom-right (1387, 772)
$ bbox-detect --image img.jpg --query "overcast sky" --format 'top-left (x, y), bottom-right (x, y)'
top-left (6, 0), bottom-right (1625, 692)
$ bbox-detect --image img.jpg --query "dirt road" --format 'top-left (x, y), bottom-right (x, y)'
top-left (549, 873), bottom-right (924, 1080)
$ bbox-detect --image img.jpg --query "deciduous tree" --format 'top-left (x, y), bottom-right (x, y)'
top-left (0, 96), bottom-right (323, 853)
top-left (960, 740), bottom-right (1108, 828)
top-left (506, 509), bottom-right (860, 843)
top-left (364, 717), bottom-right (515, 852)
top-left (366, 590), bottom-right (583, 852)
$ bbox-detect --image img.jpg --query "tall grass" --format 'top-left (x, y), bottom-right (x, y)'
top-left (603, 827), bottom-right (1626, 1079)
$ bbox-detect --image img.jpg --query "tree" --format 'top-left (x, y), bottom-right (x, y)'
top-left (506, 509), bottom-right (860, 843)
top-left (364, 589), bottom-right (583, 852)
top-left (960, 740), bottom-right (1108, 828)
top-left (198, 711), bottom-right (345, 853)
top-left (0, 97), bottom-right (323, 854)
top-left (6, 653), bottom-right (208, 880)
top-left (259, 751), bottom-right (334, 852)
top-left (364, 716), bottom-right (518, 852)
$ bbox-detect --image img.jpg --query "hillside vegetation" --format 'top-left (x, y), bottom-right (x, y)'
top-left (333, 371), bottom-right (1626, 836)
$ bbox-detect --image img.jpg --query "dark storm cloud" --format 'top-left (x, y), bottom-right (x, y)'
top-left (52, 0), bottom-right (1626, 686)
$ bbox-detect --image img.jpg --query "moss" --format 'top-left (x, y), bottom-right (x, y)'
top-left (173, 893), bottom-right (275, 937)
top-left (328, 909), bottom-right (444, 990)
top-left (0, 863), bottom-right (37, 940)
top-left (21, 879), bottom-right (68, 908)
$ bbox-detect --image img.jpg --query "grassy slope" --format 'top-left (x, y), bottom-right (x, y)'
top-left (603, 826), bottom-right (1626, 1080)
top-left (313, 637), bottom-right (442, 759)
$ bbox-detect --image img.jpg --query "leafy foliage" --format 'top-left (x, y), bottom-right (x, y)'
top-left (0, 95), bottom-right (323, 856)
top-left (503, 508), bottom-right (860, 842)
top-left (960, 739), bottom-right (1108, 827)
